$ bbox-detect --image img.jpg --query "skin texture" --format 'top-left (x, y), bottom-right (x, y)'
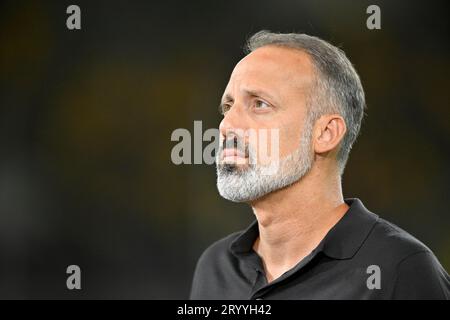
top-left (219, 46), bottom-right (350, 283)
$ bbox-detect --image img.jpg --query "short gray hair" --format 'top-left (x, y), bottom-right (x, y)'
top-left (245, 30), bottom-right (366, 174)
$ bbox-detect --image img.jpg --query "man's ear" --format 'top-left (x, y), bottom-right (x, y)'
top-left (313, 114), bottom-right (347, 155)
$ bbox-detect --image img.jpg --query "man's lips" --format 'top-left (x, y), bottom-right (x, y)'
top-left (221, 148), bottom-right (247, 161)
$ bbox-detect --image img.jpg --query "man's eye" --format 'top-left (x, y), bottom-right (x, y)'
top-left (219, 104), bottom-right (231, 115)
top-left (254, 100), bottom-right (270, 110)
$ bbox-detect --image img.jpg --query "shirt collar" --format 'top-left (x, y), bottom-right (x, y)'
top-left (229, 198), bottom-right (379, 260)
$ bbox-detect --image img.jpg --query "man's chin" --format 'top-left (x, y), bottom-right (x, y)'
top-left (217, 187), bottom-right (260, 204)
top-left (216, 169), bottom-right (266, 203)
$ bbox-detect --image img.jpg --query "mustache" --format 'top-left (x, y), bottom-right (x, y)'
top-left (220, 136), bottom-right (250, 158)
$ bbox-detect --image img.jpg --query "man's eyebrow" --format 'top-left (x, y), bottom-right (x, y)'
top-left (221, 89), bottom-right (276, 103)
top-left (244, 89), bottom-right (263, 96)
top-left (218, 88), bottom-right (279, 113)
top-left (220, 93), bottom-right (234, 104)
top-left (243, 88), bottom-right (278, 103)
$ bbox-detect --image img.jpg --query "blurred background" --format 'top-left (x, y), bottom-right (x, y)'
top-left (0, 0), bottom-right (448, 299)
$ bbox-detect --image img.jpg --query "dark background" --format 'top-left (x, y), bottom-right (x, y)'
top-left (0, 0), bottom-right (448, 299)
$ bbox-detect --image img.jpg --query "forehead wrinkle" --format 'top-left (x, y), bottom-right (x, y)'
top-left (224, 46), bottom-right (315, 104)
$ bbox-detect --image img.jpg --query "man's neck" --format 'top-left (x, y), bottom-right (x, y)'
top-left (250, 165), bottom-right (349, 283)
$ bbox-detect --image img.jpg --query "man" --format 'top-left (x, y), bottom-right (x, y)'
top-left (190, 31), bottom-right (450, 299)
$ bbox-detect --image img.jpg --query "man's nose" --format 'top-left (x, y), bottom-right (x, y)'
top-left (219, 104), bottom-right (246, 139)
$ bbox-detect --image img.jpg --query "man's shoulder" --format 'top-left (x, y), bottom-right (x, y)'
top-left (190, 230), bottom-right (244, 299)
top-left (366, 215), bottom-right (450, 299)
top-left (366, 215), bottom-right (433, 260)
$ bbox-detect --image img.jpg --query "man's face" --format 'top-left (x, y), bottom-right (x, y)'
top-left (216, 46), bottom-right (317, 203)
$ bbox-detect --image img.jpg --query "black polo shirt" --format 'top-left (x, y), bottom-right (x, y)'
top-left (190, 198), bottom-right (450, 299)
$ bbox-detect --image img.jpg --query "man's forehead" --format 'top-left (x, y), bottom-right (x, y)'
top-left (224, 46), bottom-right (315, 97)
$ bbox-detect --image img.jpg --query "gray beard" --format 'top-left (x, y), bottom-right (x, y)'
top-left (216, 131), bottom-right (313, 203)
